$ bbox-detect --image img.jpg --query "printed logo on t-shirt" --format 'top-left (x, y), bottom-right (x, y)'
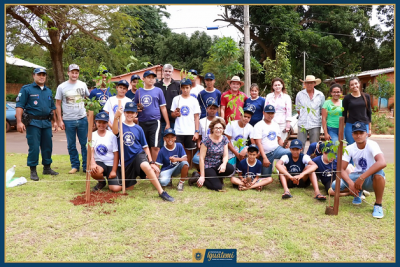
top-left (206, 97), bottom-right (216, 106)
top-left (234, 135), bottom-right (244, 141)
top-left (170, 155), bottom-right (179, 167)
top-left (267, 131), bottom-right (276, 140)
top-left (246, 103), bottom-right (256, 113)
top-left (123, 132), bottom-right (135, 146)
top-left (245, 171), bottom-right (256, 181)
top-left (96, 144), bottom-right (108, 156)
top-left (358, 157), bottom-right (367, 172)
top-left (190, 93), bottom-right (197, 98)
top-left (99, 95), bottom-right (108, 106)
top-left (289, 165), bottom-right (301, 174)
top-left (113, 105), bottom-right (119, 114)
top-left (141, 95), bottom-right (152, 107)
top-left (322, 169), bottom-right (333, 179)
top-left (181, 106), bottom-right (190, 116)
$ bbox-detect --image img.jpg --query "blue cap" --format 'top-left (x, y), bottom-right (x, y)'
top-left (95, 111), bottom-right (109, 122)
top-left (248, 144), bottom-right (259, 152)
top-left (264, 105), bottom-right (276, 113)
top-left (320, 142), bottom-right (333, 153)
top-left (243, 106), bottom-right (254, 114)
top-left (143, 70), bottom-right (157, 78)
top-left (290, 139), bottom-right (303, 149)
top-left (163, 128), bottom-right (176, 137)
top-left (33, 68), bottom-right (46, 74)
top-left (131, 74), bottom-right (141, 81)
top-left (207, 100), bottom-right (219, 108)
top-left (180, 78), bottom-right (192, 86)
top-left (124, 102), bottom-right (137, 112)
top-left (117, 80), bottom-right (129, 88)
top-left (352, 121), bottom-right (367, 132)
top-left (204, 72), bottom-right (215, 80)
top-left (97, 69), bottom-right (108, 75)
top-left (188, 69), bottom-right (198, 75)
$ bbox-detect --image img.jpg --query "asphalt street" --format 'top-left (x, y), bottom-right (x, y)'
top-left (5, 129), bottom-right (395, 164)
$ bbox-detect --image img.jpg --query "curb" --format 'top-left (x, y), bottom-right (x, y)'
top-left (370, 135), bottom-right (394, 139)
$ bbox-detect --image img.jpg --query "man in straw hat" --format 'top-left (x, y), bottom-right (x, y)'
top-left (295, 75), bottom-right (325, 149)
top-left (220, 76), bottom-right (248, 124)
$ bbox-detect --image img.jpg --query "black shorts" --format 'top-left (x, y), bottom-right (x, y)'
top-left (280, 174), bottom-right (311, 188)
top-left (139, 120), bottom-right (161, 148)
top-left (107, 151), bottom-right (148, 187)
top-left (320, 179), bottom-right (332, 195)
top-left (176, 135), bottom-right (196, 150)
top-left (95, 161), bottom-right (117, 179)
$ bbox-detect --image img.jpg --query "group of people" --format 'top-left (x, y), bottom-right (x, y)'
top-left (15, 64), bottom-right (386, 218)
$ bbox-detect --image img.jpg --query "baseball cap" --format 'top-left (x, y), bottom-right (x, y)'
top-left (207, 100), bottom-right (219, 108)
top-left (143, 70), bottom-right (157, 78)
top-left (248, 144), bottom-right (259, 153)
top-left (97, 69), bottom-right (108, 75)
top-left (131, 74), bottom-right (141, 81)
top-left (243, 106), bottom-right (254, 115)
top-left (290, 139), bottom-right (303, 149)
top-left (33, 68), bottom-right (46, 74)
top-left (124, 102), bottom-right (137, 112)
top-left (117, 80), bottom-right (129, 88)
top-left (320, 142), bottom-right (333, 153)
top-left (95, 111), bottom-right (109, 122)
top-left (264, 105), bottom-right (276, 113)
top-left (352, 121), bottom-right (368, 132)
top-left (180, 78), bottom-right (192, 86)
top-left (204, 72), bottom-right (215, 80)
top-left (188, 69), bottom-right (198, 75)
top-left (68, 64), bottom-right (80, 72)
top-left (163, 128), bottom-right (176, 137)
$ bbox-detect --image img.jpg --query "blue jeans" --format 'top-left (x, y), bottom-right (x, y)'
top-left (193, 151), bottom-right (200, 165)
top-left (327, 126), bottom-right (339, 144)
top-left (159, 161), bottom-right (189, 186)
top-left (331, 169), bottom-right (385, 192)
top-left (345, 122), bottom-right (369, 145)
top-left (64, 117), bottom-right (88, 170)
top-left (262, 146), bottom-right (290, 176)
top-left (158, 122), bottom-right (175, 147)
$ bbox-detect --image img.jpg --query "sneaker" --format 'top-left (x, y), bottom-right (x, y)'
top-left (188, 171), bottom-right (200, 186)
top-left (363, 190), bottom-right (371, 197)
top-left (159, 191), bottom-right (175, 202)
top-left (68, 168), bottom-right (79, 174)
top-left (372, 205), bottom-right (384, 219)
top-left (352, 191), bottom-right (363, 205)
top-left (91, 181), bottom-right (106, 192)
top-left (177, 182), bottom-right (184, 191)
top-left (361, 194), bottom-right (366, 200)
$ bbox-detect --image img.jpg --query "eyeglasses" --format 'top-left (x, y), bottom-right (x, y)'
top-left (214, 127), bottom-right (224, 131)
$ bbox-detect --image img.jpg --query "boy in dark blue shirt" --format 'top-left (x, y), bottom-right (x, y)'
top-left (197, 72), bottom-right (221, 119)
top-left (89, 69), bottom-right (115, 110)
top-left (125, 74), bottom-right (140, 101)
top-left (276, 139), bottom-right (325, 200)
top-left (231, 144), bottom-right (273, 191)
top-left (156, 128), bottom-right (189, 191)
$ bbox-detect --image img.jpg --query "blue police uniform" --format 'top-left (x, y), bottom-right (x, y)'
top-left (16, 77), bottom-right (57, 174)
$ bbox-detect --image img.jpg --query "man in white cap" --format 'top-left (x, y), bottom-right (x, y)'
top-left (220, 76), bottom-right (248, 124)
top-left (295, 75), bottom-right (325, 149)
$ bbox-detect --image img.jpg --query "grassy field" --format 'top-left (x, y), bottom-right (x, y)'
top-left (5, 153), bottom-right (395, 262)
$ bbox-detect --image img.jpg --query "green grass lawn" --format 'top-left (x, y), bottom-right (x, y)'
top-left (5, 153), bottom-right (395, 262)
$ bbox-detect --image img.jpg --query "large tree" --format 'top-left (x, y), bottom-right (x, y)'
top-left (6, 5), bottom-right (139, 86)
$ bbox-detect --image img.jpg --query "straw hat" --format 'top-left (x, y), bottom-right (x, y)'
top-left (227, 76), bottom-right (245, 87)
top-left (300, 75), bottom-right (321, 86)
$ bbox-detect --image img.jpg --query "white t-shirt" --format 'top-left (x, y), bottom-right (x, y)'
top-left (253, 120), bottom-right (281, 153)
top-left (92, 130), bottom-right (119, 166)
top-left (280, 154), bottom-right (312, 165)
top-left (224, 120), bottom-right (254, 159)
top-left (343, 139), bottom-right (383, 173)
top-left (171, 95), bottom-right (201, 135)
top-left (199, 116), bottom-right (221, 140)
top-left (55, 80), bottom-right (90, 120)
top-left (190, 84), bottom-right (205, 99)
top-left (103, 96), bottom-right (132, 125)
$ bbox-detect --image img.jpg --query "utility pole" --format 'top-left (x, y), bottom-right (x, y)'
top-left (244, 5), bottom-right (251, 96)
top-left (303, 51), bottom-right (306, 81)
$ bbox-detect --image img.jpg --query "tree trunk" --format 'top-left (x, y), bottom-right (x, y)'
top-left (49, 48), bottom-right (65, 86)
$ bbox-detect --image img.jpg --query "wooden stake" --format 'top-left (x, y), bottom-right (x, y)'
top-left (85, 111), bottom-right (94, 202)
top-left (118, 100), bottom-right (126, 194)
top-left (333, 116), bottom-right (345, 215)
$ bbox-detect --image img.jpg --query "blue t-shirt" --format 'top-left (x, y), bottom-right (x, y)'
top-left (312, 155), bottom-right (337, 184)
top-left (236, 158), bottom-right (262, 182)
top-left (134, 87), bottom-right (166, 122)
top-left (155, 143), bottom-right (187, 172)
top-left (306, 141), bottom-right (324, 157)
top-left (89, 87), bottom-right (114, 109)
top-left (285, 153), bottom-right (306, 175)
top-left (197, 89), bottom-right (221, 119)
top-left (125, 90), bottom-right (135, 101)
top-left (245, 97), bottom-right (266, 126)
top-left (116, 122), bottom-right (148, 166)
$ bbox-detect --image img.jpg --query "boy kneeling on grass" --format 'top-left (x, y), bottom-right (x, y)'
top-left (231, 144), bottom-right (273, 191)
top-left (112, 102), bottom-right (174, 202)
top-left (276, 139), bottom-right (326, 200)
top-left (330, 121), bottom-right (386, 219)
top-left (156, 128), bottom-right (189, 191)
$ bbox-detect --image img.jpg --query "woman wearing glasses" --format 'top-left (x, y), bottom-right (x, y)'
top-left (322, 83), bottom-right (343, 144)
top-left (195, 117), bottom-right (235, 191)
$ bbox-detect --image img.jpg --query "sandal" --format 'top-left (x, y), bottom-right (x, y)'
top-left (314, 194), bottom-right (327, 201)
top-left (282, 191), bottom-right (292, 199)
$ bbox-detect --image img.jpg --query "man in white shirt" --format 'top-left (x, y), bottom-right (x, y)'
top-left (295, 75), bottom-right (325, 149)
top-left (331, 121), bottom-right (386, 218)
top-left (253, 105), bottom-right (290, 176)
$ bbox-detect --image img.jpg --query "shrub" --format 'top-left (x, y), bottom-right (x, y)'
top-left (6, 94), bottom-right (18, 101)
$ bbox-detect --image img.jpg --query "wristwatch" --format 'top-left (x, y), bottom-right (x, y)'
top-left (195, 130), bottom-right (200, 133)
top-left (149, 161), bottom-right (155, 164)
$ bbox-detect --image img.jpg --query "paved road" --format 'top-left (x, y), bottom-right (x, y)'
top-left (5, 129), bottom-right (395, 164)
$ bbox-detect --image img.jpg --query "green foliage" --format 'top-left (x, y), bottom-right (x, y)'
top-left (365, 74), bottom-right (394, 110)
top-left (6, 64), bottom-right (34, 85)
top-left (202, 37), bottom-right (244, 91)
top-left (6, 94), bottom-right (18, 101)
top-left (372, 112), bottom-right (394, 134)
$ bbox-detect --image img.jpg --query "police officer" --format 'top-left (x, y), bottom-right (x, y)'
top-left (15, 68), bottom-right (59, 181)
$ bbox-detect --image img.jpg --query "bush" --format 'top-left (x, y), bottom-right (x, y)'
top-left (6, 94), bottom-right (18, 101)
top-left (372, 112), bottom-right (394, 134)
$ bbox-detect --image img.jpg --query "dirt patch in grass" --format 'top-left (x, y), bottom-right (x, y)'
top-left (70, 191), bottom-right (127, 206)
